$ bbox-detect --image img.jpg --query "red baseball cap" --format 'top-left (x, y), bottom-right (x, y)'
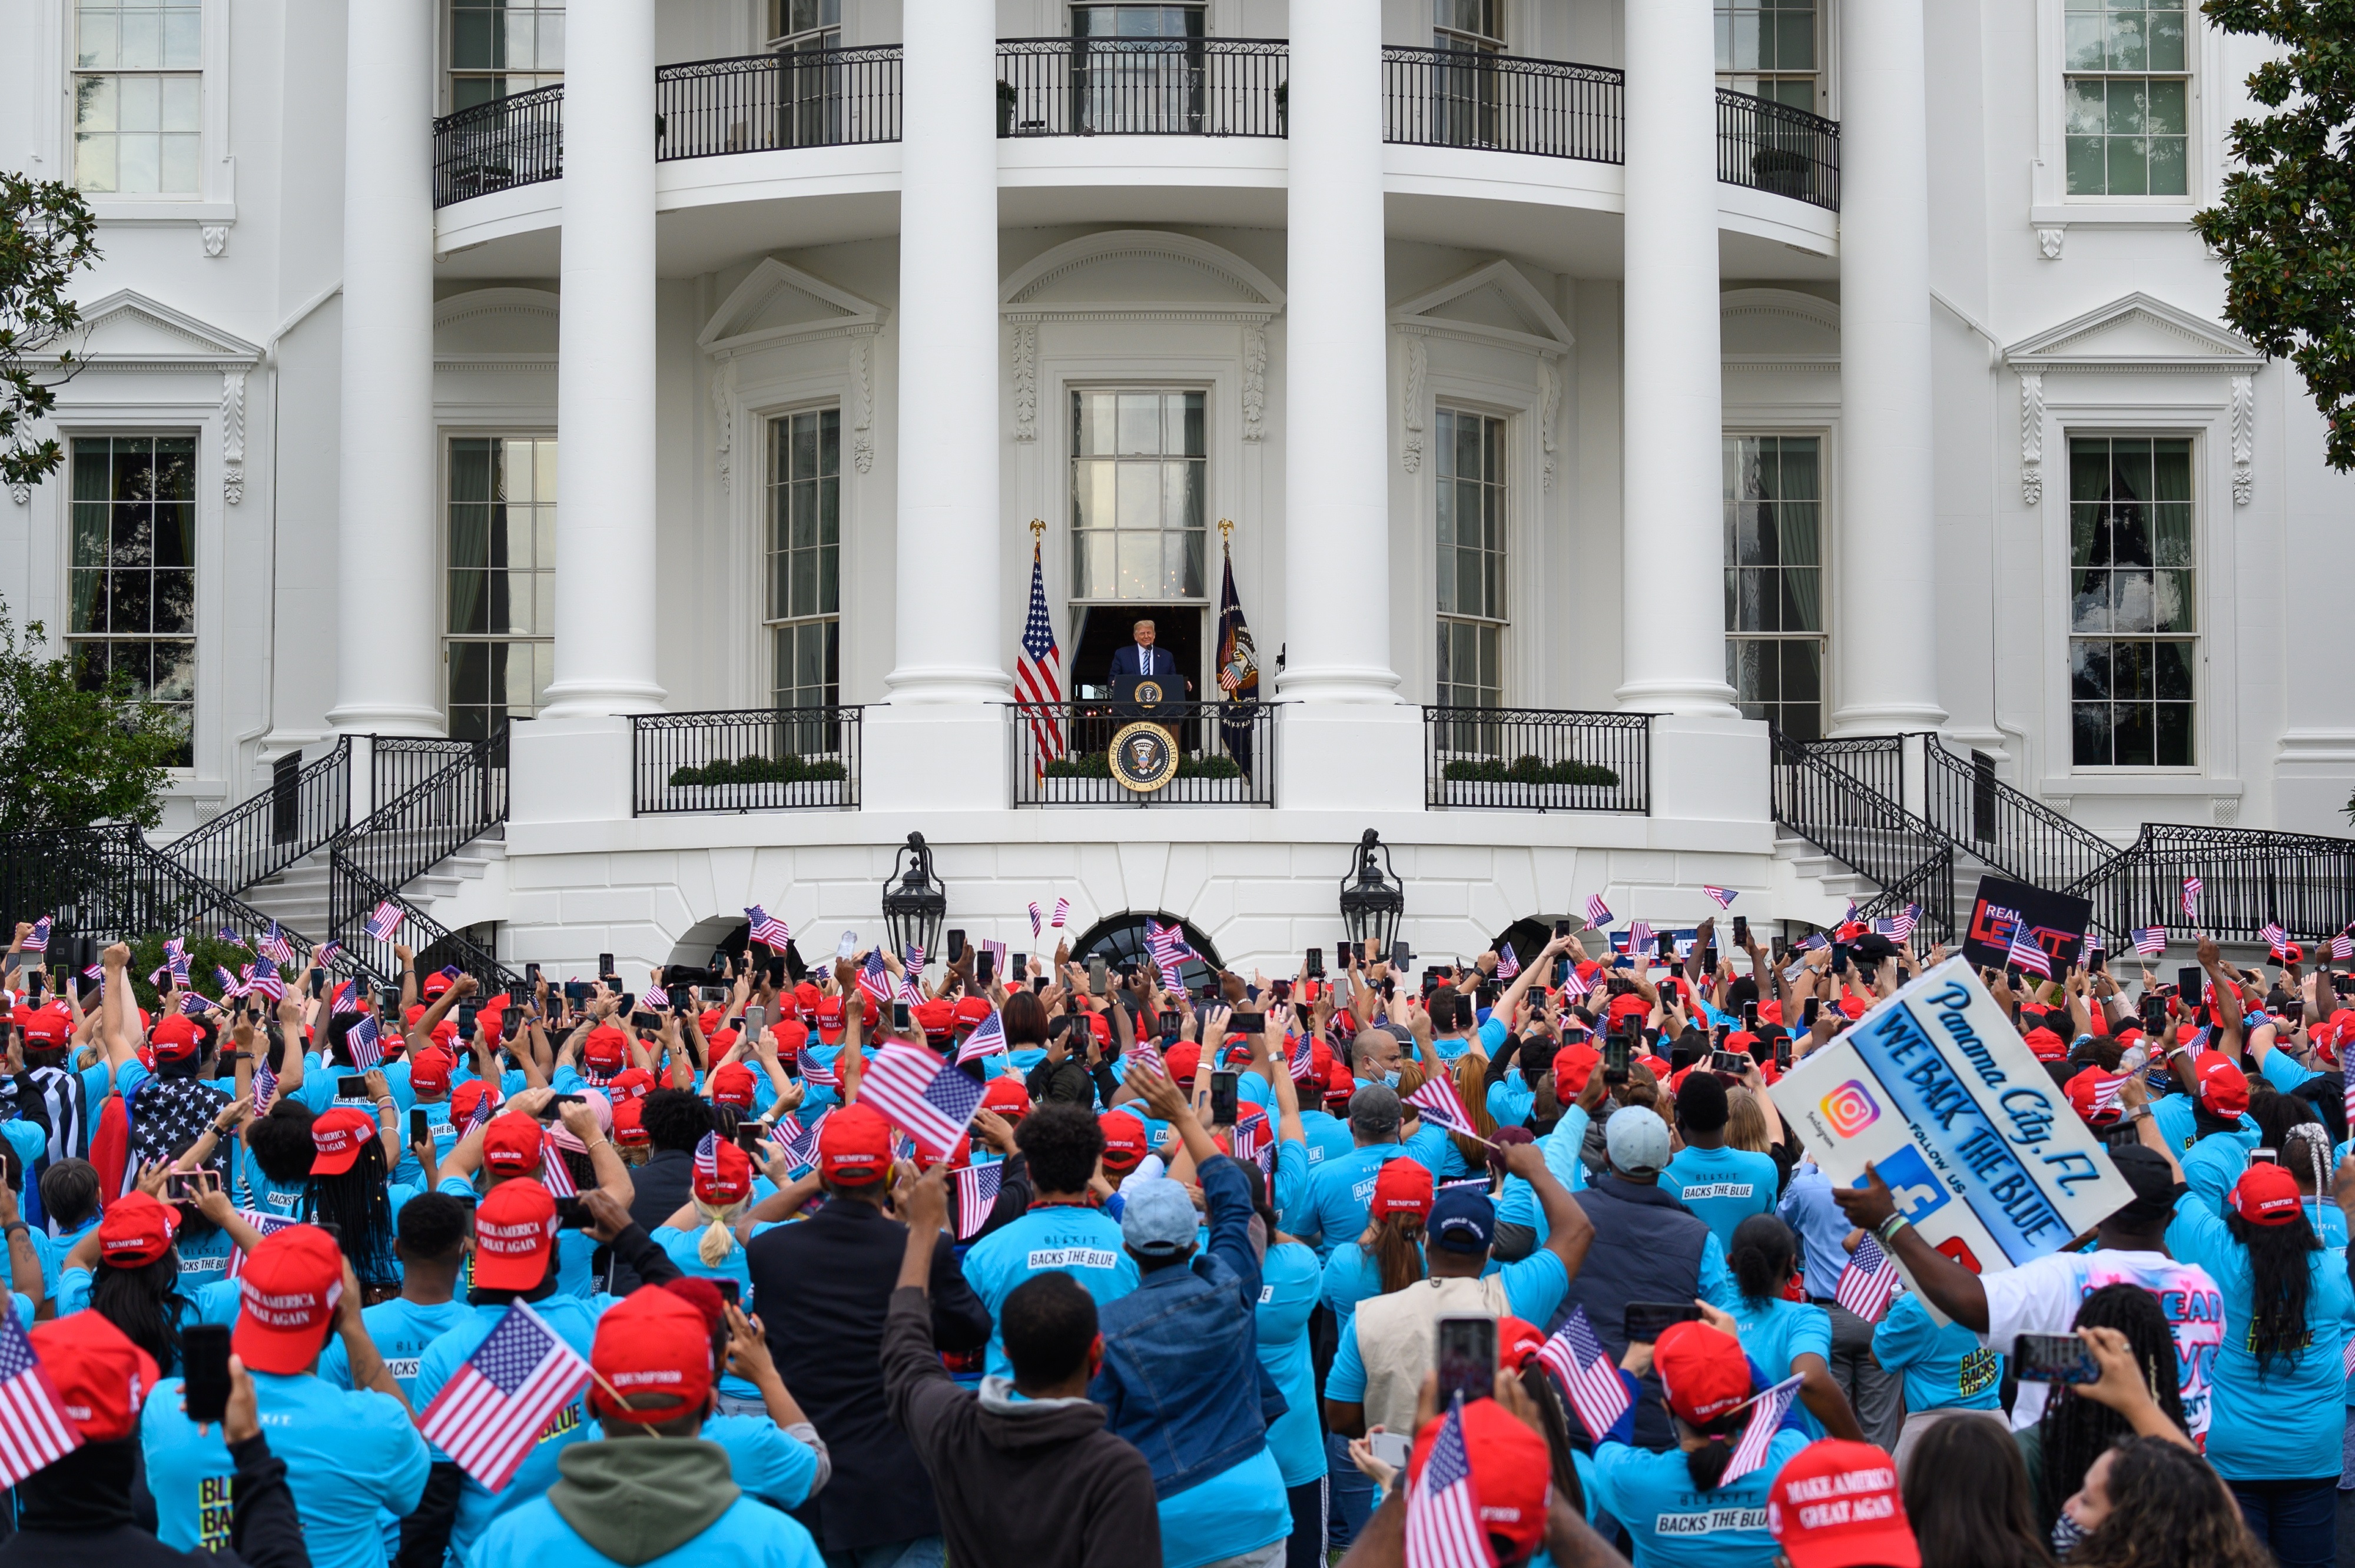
top-left (916, 997), bottom-right (954, 1039)
top-left (402, 1004), bottom-right (458, 1050)
top-left (981, 1076), bottom-right (1032, 1121)
top-left (1099, 1110), bottom-right (1148, 1169)
top-left (699, 1007), bottom-right (724, 1035)
top-left (1497, 1314), bottom-right (1547, 1373)
top-left (1606, 994), bottom-right (1650, 1027)
top-left (310, 1107), bottom-right (377, 1177)
top-left (692, 1134), bottom-right (753, 1207)
top-left (472, 1177), bottom-right (559, 1291)
top-left (792, 982), bottom-right (821, 1023)
top-left (706, 1026), bottom-right (741, 1057)
top-left (233, 1225), bottom-right (345, 1374)
top-left (607, 1067), bottom-right (656, 1101)
top-left (2064, 1066), bottom-right (2124, 1128)
top-left (1759, 999), bottom-right (1786, 1026)
top-left (708, 1062), bottom-right (757, 1109)
top-left (770, 1018), bottom-right (808, 1061)
top-left (483, 1113), bottom-right (546, 1177)
top-left (588, 1286), bottom-right (715, 1424)
top-left (2022, 1026), bottom-right (2068, 1062)
top-left (1654, 1320), bottom-right (1754, 1427)
top-left (1835, 994), bottom-right (1869, 1021)
top-left (819, 1103), bottom-right (893, 1184)
top-left (953, 995), bottom-right (993, 1034)
top-left (452, 1079), bottom-right (502, 1128)
top-left (1371, 1157), bottom-right (1434, 1220)
top-left (611, 1095), bottom-right (649, 1147)
top-left (2231, 1162), bottom-right (2304, 1225)
top-left (1405, 1397), bottom-right (1553, 1563)
top-left (2194, 1051), bottom-right (2250, 1118)
top-left (584, 1025), bottom-right (631, 1074)
top-left (1768, 1440), bottom-right (1919, 1568)
top-left (29, 1311), bottom-right (159, 1442)
top-left (422, 971), bottom-right (452, 999)
top-left (1162, 1041), bottom-right (1202, 1085)
top-left (100, 1190), bottom-right (180, 1267)
top-left (150, 1014), bottom-right (203, 1062)
top-left (816, 994), bottom-right (848, 1044)
top-left (407, 1048), bottom-right (456, 1097)
top-left (15, 1005), bottom-right (70, 1048)
top-left (1551, 1041), bottom-right (1601, 1095)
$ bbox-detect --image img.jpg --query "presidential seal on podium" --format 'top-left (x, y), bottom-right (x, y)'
top-left (1110, 719), bottom-right (1179, 793)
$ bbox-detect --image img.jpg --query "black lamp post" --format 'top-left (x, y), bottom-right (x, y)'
top-left (882, 832), bottom-right (947, 963)
top-left (1338, 829), bottom-right (1404, 960)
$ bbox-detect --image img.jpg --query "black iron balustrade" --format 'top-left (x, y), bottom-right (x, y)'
top-left (0, 826), bottom-right (329, 955)
top-left (371, 736), bottom-right (480, 817)
top-left (161, 738), bottom-right (351, 897)
top-left (432, 83), bottom-right (565, 208)
top-left (1423, 707), bottom-right (1650, 812)
top-left (1012, 700), bottom-right (1276, 806)
top-left (2067, 824), bottom-right (2355, 949)
top-left (632, 707), bottom-right (863, 815)
top-left (658, 47), bottom-right (902, 160)
top-left (1381, 46), bottom-right (1623, 162)
top-left (1770, 726), bottom-right (1953, 943)
top-left (1921, 734), bottom-right (2116, 896)
top-left (1789, 733), bottom-right (1901, 806)
top-left (1716, 89), bottom-right (1840, 210)
top-left (330, 723), bottom-right (518, 990)
top-left (996, 38), bottom-right (1287, 138)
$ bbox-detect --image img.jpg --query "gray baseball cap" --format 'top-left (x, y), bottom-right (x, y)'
top-left (1120, 1177), bottom-right (1199, 1257)
top-left (1349, 1083), bottom-right (1403, 1138)
top-left (1604, 1107), bottom-right (1672, 1177)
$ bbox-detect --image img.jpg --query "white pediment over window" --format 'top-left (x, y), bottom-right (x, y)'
top-left (2004, 292), bottom-right (2262, 373)
top-left (699, 258), bottom-right (888, 358)
top-left (1720, 287), bottom-right (1839, 364)
top-left (434, 287), bottom-right (560, 367)
top-left (55, 289), bottom-right (260, 368)
top-left (1000, 230), bottom-right (1284, 324)
top-left (1388, 260), bottom-right (1572, 359)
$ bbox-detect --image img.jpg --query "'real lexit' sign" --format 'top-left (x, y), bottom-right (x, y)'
top-left (1769, 957), bottom-right (2133, 1318)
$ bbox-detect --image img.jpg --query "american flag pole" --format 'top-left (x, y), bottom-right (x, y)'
top-left (1014, 526), bottom-right (1065, 783)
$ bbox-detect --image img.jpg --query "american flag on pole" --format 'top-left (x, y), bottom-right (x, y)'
top-left (2335, 929), bottom-right (2354, 963)
top-left (1029, 903), bottom-right (1044, 940)
top-left (18, 918), bottom-right (48, 955)
top-left (1627, 921), bottom-right (1654, 954)
top-left (1146, 921), bottom-right (1193, 990)
top-left (1703, 885), bottom-right (1737, 909)
top-left (1723, 1373), bottom-right (1806, 1484)
top-left (417, 1301), bottom-right (593, 1493)
top-left (955, 1161), bottom-right (1003, 1240)
top-left (214, 965), bottom-right (244, 1000)
top-left (2182, 877), bottom-right (2202, 919)
top-left (257, 922), bottom-right (296, 966)
top-left (1493, 944), bottom-right (1520, 981)
top-left (857, 1043), bottom-right (986, 1154)
top-left (900, 946), bottom-right (926, 1004)
top-left (2132, 926), bottom-right (2168, 956)
top-left (250, 1049), bottom-right (278, 1113)
top-left (1834, 1235), bottom-right (1903, 1323)
top-left (222, 1210), bottom-right (300, 1278)
top-left (312, 940), bottom-right (343, 971)
top-left (1404, 1394), bottom-right (1493, 1568)
top-left (1871, 905), bottom-right (1921, 944)
top-left (2261, 921), bottom-right (2290, 956)
top-left (217, 928), bottom-right (249, 951)
top-left (857, 950), bottom-right (895, 1014)
top-left (346, 1013), bottom-right (384, 1071)
top-left (164, 935), bottom-right (189, 978)
top-left (246, 957), bottom-right (287, 1005)
top-left (2006, 919), bottom-right (2052, 979)
top-left (745, 905), bottom-right (791, 948)
top-left (957, 1008), bottom-right (1006, 1065)
top-left (1534, 1306), bottom-right (1631, 1443)
top-left (0, 1310), bottom-right (82, 1486)
top-left (1014, 540), bottom-right (1065, 780)
top-left (1052, 897), bottom-right (1070, 929)
top-left (1557, 962), bottom-right (1592, 1000)
top-left (365, 901), bottom-right (403, 942)
top-left (1584, 895), bottom-right (1612, 929)
top-left (1406, 1070), bottom-right (1477, 1137)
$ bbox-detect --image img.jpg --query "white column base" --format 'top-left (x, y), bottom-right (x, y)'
top-left (1276, 704), bottom-right (1425, 813)
top-left (1647, 715), bottom-right (1772, 825)
top-left (1614, 678), bottom-right (1742, 720)
top-left (862, 705), bottom-right (1010, 813)
top-left (509, 714), bottom-right (635, 826)
top-left (1829, 703), bottom-right (1948, 738)
top-left (324, 701), bottom-right (448, 740)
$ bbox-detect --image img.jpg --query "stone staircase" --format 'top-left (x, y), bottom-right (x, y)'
top-left (240, 828), bottom-right (509, 938)
top-left (1770, 826), bottom-right (1986, 942)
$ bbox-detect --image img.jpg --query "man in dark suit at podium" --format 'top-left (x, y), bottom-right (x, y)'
top-left (1107, 618), bottom-right (1191, 693)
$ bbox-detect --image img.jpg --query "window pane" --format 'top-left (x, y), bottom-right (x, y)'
top-left (2074, 703), bottom-right (2112, 766)
top-left (2155, 702), bottom-right (2193, 765)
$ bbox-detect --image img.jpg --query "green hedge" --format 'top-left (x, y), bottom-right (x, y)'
top-left (1442, 753), bottom-right (1620, 788)
top-left (668, 755), bottom-right (847, 788)
top-left (1045, 752), bottom-right (1243, 781)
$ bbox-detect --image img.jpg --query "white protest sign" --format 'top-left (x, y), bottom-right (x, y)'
top-left (1769, 958), bottom-right (2133, 1307)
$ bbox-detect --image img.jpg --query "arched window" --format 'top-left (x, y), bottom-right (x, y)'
top-left (1066, 911), bottom-right (1223, 993)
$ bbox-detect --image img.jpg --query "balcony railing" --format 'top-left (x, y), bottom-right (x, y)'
top-left (432, 82), bottom-right (565, 208)
top-left (1716, 88), bottom-right (1840, 210)
top-left (658, 47), bottom-right (902, 160)
top-left (2067, 825), bottom-right (2355, 950)
top-left (1013, 700), bottom-right (1276, 806)
top-left (996, 38), bottom-right (1287, 138)
top-left (632, 707), bottom-right (863, 815)
top-left (1382, 46), bottom-right (1623, 164)
top-left (1424, 707), bottom-right (1651, 813)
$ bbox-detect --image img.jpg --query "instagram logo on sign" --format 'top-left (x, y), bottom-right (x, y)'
top-left (1820, 1080), bottom-right (1881, 1137)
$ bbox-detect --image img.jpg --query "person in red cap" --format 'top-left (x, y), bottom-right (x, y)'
top-left (1341, 1372), bottom-right (1584, 1568)
top-left (125, 1011), bottom-right (233, 1190)
top-left (0, 1311), bottom-right (314, 1568)
top-left (1767, 1439), bottom-right (1919, 1568)
top-left (649, 1135), bottom-right (791, 1420)
top-left (959, 1102), bottom-right (1137, 1383)
top-left (1097, 1108), bottom-right (1149, 1188)
top-left (142, 1222), bottom-right (430, 1568)
top-left (13, 939), bottom-right (140, 1172)
top-left (298, 1104), bottom-right (406, 1295)
top-left (393, 1045), bottom-right (461, 1187)
top-left (471, 1286), bottom-right (825, 1568)
top-left (1321, 1157), bottom-right (1435, 1323)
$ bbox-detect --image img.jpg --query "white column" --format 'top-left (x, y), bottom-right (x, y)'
top-left (1278, 0), bottom-right (1398, 706)
top-left (883, 0), bottom-right (1005, 706)
top-left (327, 0), bottom-right (440, 735)
top-left (538, 0), bottom-right (665, 719)
top-left (1833, 0), bottom-right (1945, 733)
top-left (1616, 0), bottom-right (1737, 716)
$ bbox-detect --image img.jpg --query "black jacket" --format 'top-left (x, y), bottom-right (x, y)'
top-left (745, 1196), bottom-right (991, 1553)
top-left (613, 1147), bottom-right (696, 1290)
top-left (0, 1435), bottom-right (309, 1568)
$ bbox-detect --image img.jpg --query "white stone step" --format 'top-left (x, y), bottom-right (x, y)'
top-left (236, 829), bottom-right (509, 937)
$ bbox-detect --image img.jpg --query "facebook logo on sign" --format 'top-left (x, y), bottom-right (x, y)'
top-left (1859, 1142), bottom-right (1950, 1224)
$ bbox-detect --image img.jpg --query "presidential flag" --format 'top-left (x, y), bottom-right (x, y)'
top-left (346, 1014), bottom-right (384, 1072)
top-left (955, 1161), bottom-right (1003, 1240)
top-left (2182, 877), bottom-right (2202, 920)
top-left (365, 901), bottom-right (403, 942)
top-left (2131, 926), bottom-right (2168, 956)
top-left (857, 1043), bottom-right (986, 1153)
top-left (1215, 536), bottom-right (1260, 779)
top-left (417, 1302), bottom-right (593, 1493)
top-left (1534, 1306), bottom-right (1630, 1443)
top-left (1703, 886), bottom-right (1737, 909)
top-left (1404, 1394), bottom-right (1492, 1568)
top-left (1494, 944), bottom-right (1520, 981)
top-left (18, 918), bottom-right (48, 956)
top-left (1584, 895), bottom-right (1612, 929)
top-left (746, 905), bottom-right (791, 949)
top-left (1834, 1235), bottom-right (1903, 1324)
top-left (1724, 1374), bottom-right (1806, 1484)
top-left (258, 922), bottom-right (296, 966)
top-left (957, 1008), bottom-right (1007, 1065)
top-left (2007, 919), bottom-right (2052, 979)
top-left (1014, 540), bottom-right (1065, 780)
top-left (1405, 1071), bottom-right (1477, 1137)
top-left (0, 1311), bottom-right (81, 1487)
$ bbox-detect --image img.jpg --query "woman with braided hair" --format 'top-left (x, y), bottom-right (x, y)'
top-left (2019, 1281), bottom-right (2185, 1543)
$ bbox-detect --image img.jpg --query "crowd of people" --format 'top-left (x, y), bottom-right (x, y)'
top-left (0, 906), bottom-right (2348, 1568)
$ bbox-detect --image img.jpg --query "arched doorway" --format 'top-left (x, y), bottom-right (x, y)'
top-left (1067, 910), bottom-right (1223, 992)
top-left (671, 918), bottom-right (812, 985)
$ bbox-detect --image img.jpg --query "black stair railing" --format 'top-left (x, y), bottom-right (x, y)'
top-left (2066, 824), bottom-right (2355, 949)
top-left (1769, 726), bottom-right (1955, 944)
top-left (1920, 734), bottom-right (2115, 896)
top-left (0, 826), bottom-right (330, 958)
top-left (159, 738), bottom-right (352, 898)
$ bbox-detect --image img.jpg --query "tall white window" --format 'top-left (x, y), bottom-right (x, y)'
top-left (1435, 408), bottom-right (1507, 710)
top-left (449, 0), bottom-right (564, 112)
top-left (1724, 435), bottom-right (1825, 739)
top-left (2070, 437), bottom-right (2195, 766)
top-left (1070, 390), bottom-right (1206, 602)
top-left (769, 0), bottom-right (839, 50)
top-left (73, 0), bottom-right (201, 195)
top-left (768, 408), bottom-right (840, 711)
top-left (2064, 0), bottom-right (2188, 195)
top-left (1716, 0), bottom-right (1819, 112)
top-left (446, 437), bottom-right (556, 740)
top-left (69, 435), bottom-right (196, 765)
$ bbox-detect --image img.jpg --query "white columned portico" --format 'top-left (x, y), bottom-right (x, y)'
top-left (1834, 0), bottom-right (1945, 734)
top-left (1275, 0), bottom-right (1421, 810)
top-left (326, 0), bottom-right (440, 736)
top-left (860, 0), bottom-right (1010, 810)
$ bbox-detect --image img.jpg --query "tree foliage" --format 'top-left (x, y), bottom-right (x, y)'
top-left (0, 174), bottom-right (101, 493)
top-left (2195, 0), bottom-right (2355, 469)
top-left (0, 599), bottom-right (181, 834)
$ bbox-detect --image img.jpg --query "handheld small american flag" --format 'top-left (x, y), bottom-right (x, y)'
top-left (2006, 919), bottom-right (2052, 979)
top-left (2181, 876), bottom-right (2202, 919)
top-left (694, 1131), bottom-right (724, 1190)
top-left (466, 1087), bottom-right (501, 1133)
top-left (745, 905), bottom-right (791, 948)
top-left (2132, 926), bottom-right (2167, 956)
top-left (365, 901), bottom-right (403, 942)
top-left (955, 1161), bottom-right (1003, 1239)
top-left (1053, 897), bottom-right (1070, 928)
top-left (858, 1042), bottom-right (985, 1153)
top-left (247, 956), bottom-right (287, 1004)
top-left (2335, 929), bottom-right (2354, 963)
top-left (899, 946), bottom-right (926, 1005)
top-left (1015, 540), bottom-right (1066, 780)
top-left (1703, 885), bottom-right (1737, 909)
top-left (1230, 1113), bottom-right (1273, 1172)
top-left (217, 926), bottom-right (250, 951)
top-left (1404, 1393), bottom-right (1493, 1568)
top-left (1145, 921), bottom-right (1192, 989)
top-left (857, 949), bottom-right (894, 1014)
top-left (223, 1210), bottom-right (300, 1277)
top-left (1493, 944), bottom-right (1520, 981)
top-left (258, 922), bottom-right (296, 966)
top-left (82, 964), bottom-right (103, 987)
top-left (250, 1048), bottom-right (278, 1112)
top-left (1833, 1235), bottom-right (1903, 1324)
top-left (312, 940), bottom-right (343, 971)
top-left (539, 1148), bottom-right (577, 1199)
top-left (1723, 1374), bottom-right (1806, 1484)
top-left (164, 934), bottom-right (188, 970)
top-left (2345, 1332), bottom-right (2355, 1383)
top-left (799, 1047), bottom-right (842, 1089)
top-left (1126, 1039), bottom-right (1166, 1081)
top-left (957, 1008), bottom-right (1006, 1064)
top-left (1843, 899), bottom-right (1860, 923)
top-left (641, 985), bottom-right (668, 1014)
top-left (1029, 902), bottom-right (1043, 940)
top-left (330, 979), bottom-right (360, 1016)
top-left (346, 1012), bottom-right (384, 1071)
top-left (19, 918), bottom-right (49, 955)
top-left (214, 965), bottom-right (244, 999)
top-left (1584, 895), bottom-right (1611, 929)
top-left (1405, 1071), bottom-right (1477, 1137)
top-left (1288, 1033), bottom-right (1316, 1081)
top-left (178, 992), bottom-right (211, 1018)
top-left (2087, 1072), bottom-right (2126, 1118)
top-left (1557, 962), bottom-right (1592, 1000)
top-left (1627, 920), bottom-right (1654, 953)
top-left (1534, 1306), bottom-right (1631, 1442)
top-left (2261, 921), bottom-right (2290, 956)
top-left (980, 938), bottom-right (1009, 978)
top-left (419, 1301), bottom-right (592, 1493)
top-left (1871, 905), bottom-right (1921, 944)
top-left (774, 1109), bottom-right (827, 1170)
top-left (0, 1310), bottom-right (81, 1486)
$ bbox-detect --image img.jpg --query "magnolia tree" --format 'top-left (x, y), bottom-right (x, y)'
top-left (1, 173), bottom-right (99, 495)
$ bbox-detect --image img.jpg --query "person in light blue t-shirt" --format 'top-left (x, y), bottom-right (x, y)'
top-left (959, 1102), bottom-right (1140, 1380)
top-left (1659, 1074), bottom-right (1778, 1251)
top-left (1722, 1214), bottom-right (1862, 1444)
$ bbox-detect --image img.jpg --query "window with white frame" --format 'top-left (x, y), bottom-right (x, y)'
top-left (768, 0), bottom-right (838, 51)
top-left (2069, 436), bottom-right (2195, 766)
top-left (69, 435), bottom-right (195, 765)
top-left (1435, 408), bottom-right (1507, 710)
top-left (1724, 434), bottom-right (1825, 740)
top-left (1429, 0), bottom-right (1505, 146)
top-left (768, 408), bottom-right (840, 712)
top-left (449, 0), bottom-right (564, 112)
top-left (73, 0), bottom-right (201, 196)
top-left (2063, 0), bottom-right (2188, 196)
top-left (446, 436), bottom-right (556, 741)
top-left (1716, 0), bottom-right (1819, 112)
top-left (1070, 390), bottom-right (1207, 602)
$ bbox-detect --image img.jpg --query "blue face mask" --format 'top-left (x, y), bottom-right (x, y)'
top-left (1381, 1071), bottom-right (1401, 1088)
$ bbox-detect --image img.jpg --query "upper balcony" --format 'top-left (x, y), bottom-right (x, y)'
top-left (428, 41), bottom-right (1840, 274)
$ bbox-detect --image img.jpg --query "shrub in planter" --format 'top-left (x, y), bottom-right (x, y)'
top-left (1442, 754), bottom-right (1619, 788)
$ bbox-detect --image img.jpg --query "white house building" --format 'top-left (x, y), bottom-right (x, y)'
top-left (5, 0), bottom-right (2352, 986)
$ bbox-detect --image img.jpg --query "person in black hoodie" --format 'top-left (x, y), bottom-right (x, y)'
top-left (0, 1311), bottom-right (309, 1568)
top-left (883, 1162), bottom-right (1160, 1568)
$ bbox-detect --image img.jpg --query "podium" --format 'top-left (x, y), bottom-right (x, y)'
top-left (1107, 673), bottom-right (1180, 792)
